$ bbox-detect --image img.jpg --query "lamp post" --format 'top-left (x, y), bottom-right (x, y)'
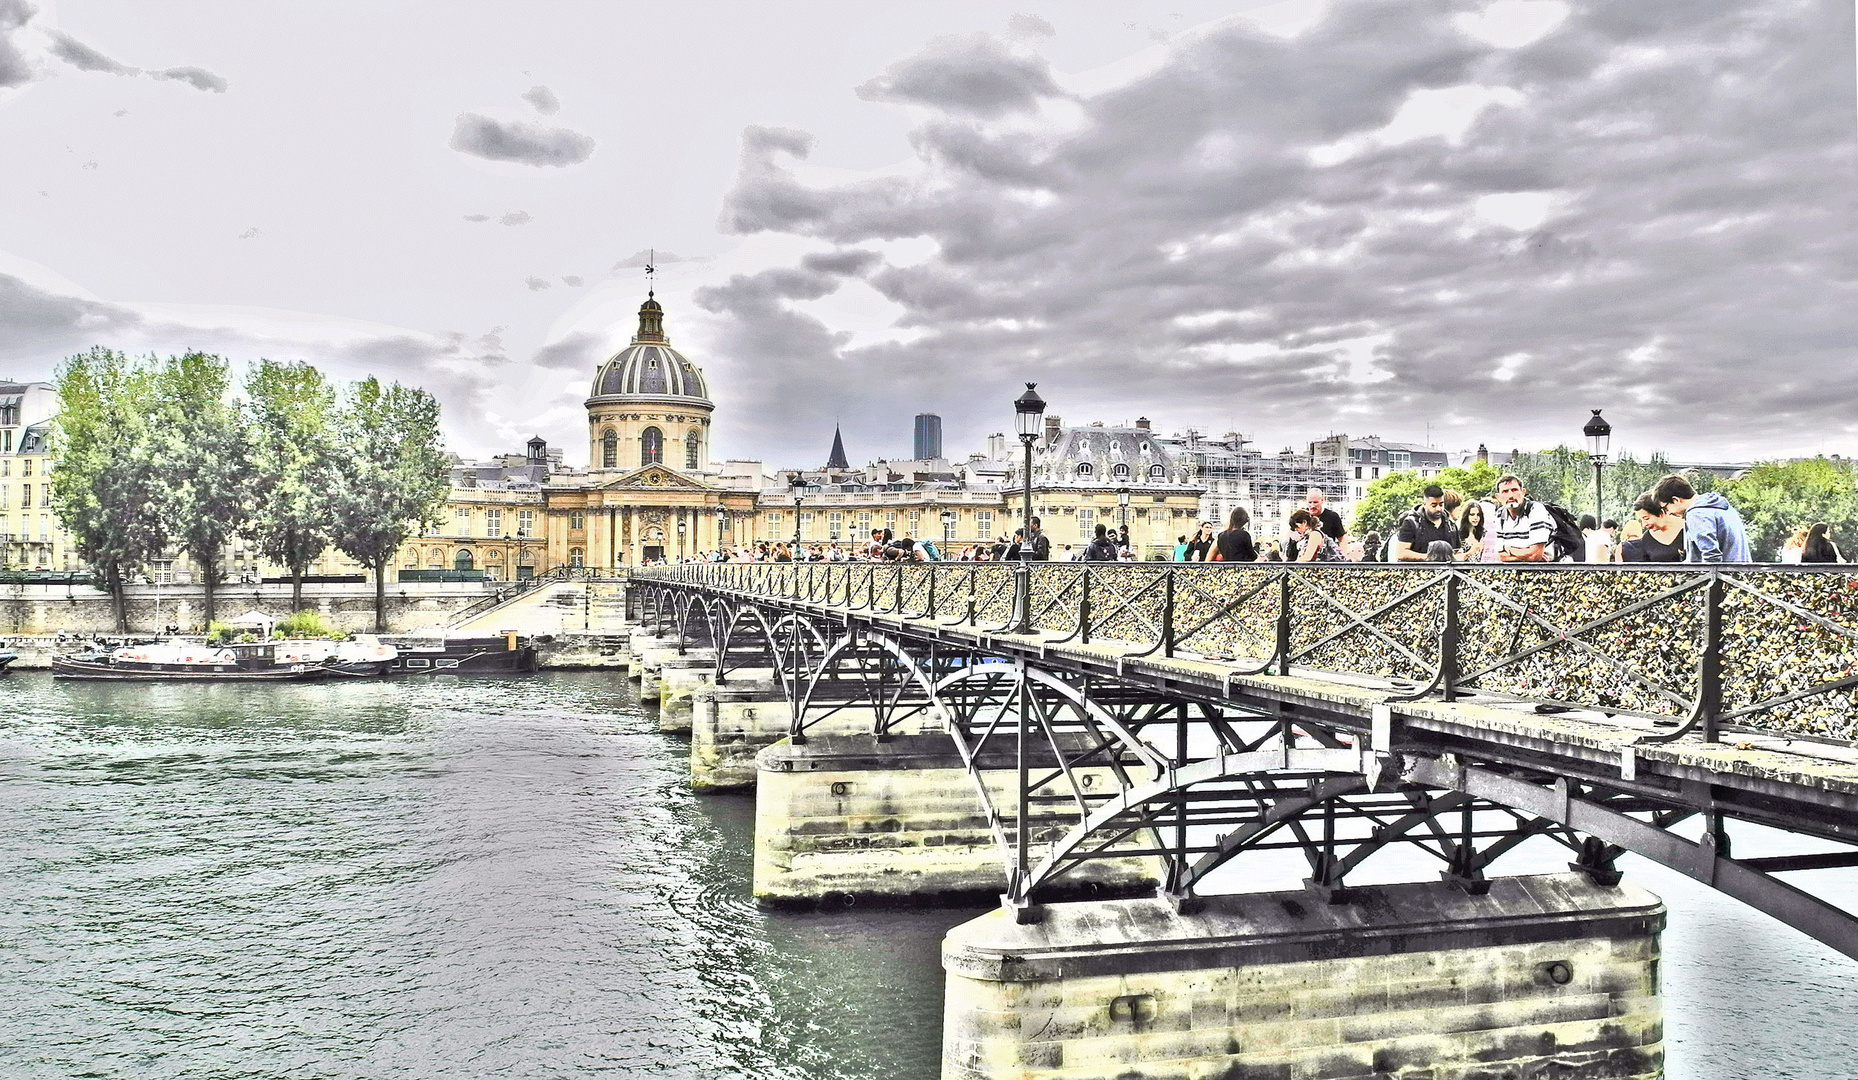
top-left (1013, 383), bottom-right (1045, 559)
top-left (941, 509), bottom-right (956, 546)
top-left (716, 507), bottom-right (728, 560)
top-left (1117, 486), bottom-right (1130, 545)
top-left (1583, 409), bottom-right (1612, 524)
top-left (676, 517), bottom-right (687, 562)
top-left (788, 472), bottom-right (806, 549)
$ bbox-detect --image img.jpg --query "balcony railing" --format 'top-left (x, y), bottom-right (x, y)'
top-left (637, 562), bottom-right (1858, 745)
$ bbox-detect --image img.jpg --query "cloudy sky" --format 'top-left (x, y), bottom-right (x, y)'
top-left (0, 1), bottom-right (1852, 468)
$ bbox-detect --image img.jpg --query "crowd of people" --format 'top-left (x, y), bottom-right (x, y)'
top-left (649, 473), bottom-right (1839, 567)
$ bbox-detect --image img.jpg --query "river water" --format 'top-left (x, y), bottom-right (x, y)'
top-left (0, 672), bottom-right (1851, 1079)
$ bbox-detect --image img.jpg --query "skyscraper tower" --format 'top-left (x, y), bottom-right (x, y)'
top-left (913, 412), bottom-right (943, 460)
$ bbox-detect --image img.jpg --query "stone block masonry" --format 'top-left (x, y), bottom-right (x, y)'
top-left (941, 873), bottom-right (1663, 1080)
top-left (753, 734), bottom-right (1161, 908)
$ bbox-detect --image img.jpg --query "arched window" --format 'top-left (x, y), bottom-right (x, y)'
top-left (569, 510), bottom-right (585, 530)
top-left (453, 549), bottom-right (474, 571)
top-left (685, 431), bottom-right (701, 470)
top-left (1076, 462), bottom-right (1094, 478)
top-left (426, 547), bottom-right (444, 568)
top-left (601, 430), bottom-right (618, 469)
top-left (1149, 464), bottom-right (1166, 479)
top-left (1111, 463), bottom-right (1130, 479)
top-left (641, 426), bottom-right (663, 466)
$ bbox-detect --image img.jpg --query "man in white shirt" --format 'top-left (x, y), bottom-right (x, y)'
top-left (1492, 475), bottom-right (1553, 562)
top-left (1584, 518), bottom-right (1617, 563)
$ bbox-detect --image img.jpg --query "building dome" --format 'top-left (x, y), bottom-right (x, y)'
top-left (588, 296), bottom-right (710, 403)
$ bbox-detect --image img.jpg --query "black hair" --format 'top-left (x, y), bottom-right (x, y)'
top-left (1422, 484), bottom-right (1444, 499)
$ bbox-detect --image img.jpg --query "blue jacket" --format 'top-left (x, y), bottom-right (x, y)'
top-left (1684, 492), bottom-right (1751, 563)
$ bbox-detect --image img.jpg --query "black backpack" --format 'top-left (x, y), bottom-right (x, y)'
top-left (1539, 502), bottom-right (1586, 562)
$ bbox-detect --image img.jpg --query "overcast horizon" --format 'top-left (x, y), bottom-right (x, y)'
top-left (1, 0), bottom-right (1853, 470)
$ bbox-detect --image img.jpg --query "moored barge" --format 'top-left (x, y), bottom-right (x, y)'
top-left (384, 633), bottom-right (537, 675)
top-left (52, 641), bottom-right (330, 681)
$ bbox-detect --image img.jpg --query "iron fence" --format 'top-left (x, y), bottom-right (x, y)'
top-left (640, 562), bottom-right (1858, 744)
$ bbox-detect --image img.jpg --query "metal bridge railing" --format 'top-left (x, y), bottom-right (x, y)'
top-left (639, 562), bottom-right (1858, 745)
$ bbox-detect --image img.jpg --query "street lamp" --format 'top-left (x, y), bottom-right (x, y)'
top-left (716, 507), bottom-right (729, 558)
top-left (676, 517), bottom-right (687, 561)
top-left (1117, 486), bottom-right (1130, 536)
top-left (1583, 409), bottom-right (1612, 524)
top-left (1013, 383), bottom-right (1045, 559)
top-left (940, 509), bottom-right (956, 546)
top-left (788, 472), bottom-right (807, 548)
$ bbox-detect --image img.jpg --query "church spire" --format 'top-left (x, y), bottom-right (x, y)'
top-left (633, 294), bottom-right (666, 343)
top-left (826, 424), bottom-right (850, 470)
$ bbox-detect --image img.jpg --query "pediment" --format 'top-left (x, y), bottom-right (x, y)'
top-left (602, 465), bottom-right (712, 491)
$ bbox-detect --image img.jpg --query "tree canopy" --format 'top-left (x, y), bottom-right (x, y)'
top-left (246, 360), bottom-right (338, 610)
top-left (1720, 458), bottom-right (1858, 560)
top-left (329, 377), bottom-right (451, 632)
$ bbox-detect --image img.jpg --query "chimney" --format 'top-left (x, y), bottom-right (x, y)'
top-left (1476, 443), bottom-right (1488, 464)
top-left (1135, 416), bottom-right (1150, 430)
top-left (1043, 414), bottom-right (1062, 446)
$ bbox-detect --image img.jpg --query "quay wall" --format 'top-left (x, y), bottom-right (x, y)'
top-left (0, 582), bottom-right (491, 637)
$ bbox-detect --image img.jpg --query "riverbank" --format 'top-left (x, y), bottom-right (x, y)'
top-left (1, 629), bottom-right (635, 671)
top-left (0, 580), bottom-right (497, 636)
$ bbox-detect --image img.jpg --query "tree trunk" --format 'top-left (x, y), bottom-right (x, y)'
top-left (202, 554), bottom-right (218, 628)
top-left (291, 565), bottom-right (305, 613)
top-left (374, 559), bottom-right (387, 634)
top-left (107, 563), bottom-right (127, 633)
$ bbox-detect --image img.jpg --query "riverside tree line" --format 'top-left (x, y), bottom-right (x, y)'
top-left (50, 347), bottom-right (451, 632)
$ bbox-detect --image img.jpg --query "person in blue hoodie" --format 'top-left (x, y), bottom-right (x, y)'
top-left (1653, 474), bottom-right (1751, 563)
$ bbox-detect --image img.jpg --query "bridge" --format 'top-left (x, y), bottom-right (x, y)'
top-left (629, 561), bottom-right (1858, 1080)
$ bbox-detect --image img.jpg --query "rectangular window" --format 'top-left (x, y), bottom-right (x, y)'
top-left (1390, 451), bottom-right (1411, 470)
top-left (766, 511), bottom-right (782, 533)
top-left (883, 510), bottom-right (897, 532)
top-left (1354, 466), bottom-right (1361, 479)
top-left (0, 484), bottom-right (6, 509)
top-left (517, 509), bottom-right (535, 538)
top-left (21, 459), bottom-right (30, 477)
top-left (827, 511), bottom-right (843, 540)
top-left (1, 431), bottom-right (9, 454)
top-left (855, 511), bottom-right (872, 537)
top-left (1077, 507), bottom-right (1095, 539)
top-left (486, 509), bottom-right (502, 538)
top-left (1371, 467), bottom-right (1380, 479)
top-left (0, 457), bottom-right (7, 475)
top-left (907, 510), bottom-right (921, 535)
top-left (799, 512), bottom-right (813, 540)
top-left (455, 507), bottom-right (471, 536)
top-left (39, 514), bottom-right (47, 540)
top-left (976, 510), bottom-right (993, 538)
top-left (19, 485), bottom-right (29, 509)
top-left (152, 559), bottom-right (174, 585)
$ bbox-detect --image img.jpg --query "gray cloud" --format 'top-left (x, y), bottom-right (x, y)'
top-left (561, 275), bottom-right (584, 287)
top-left (48, 30), bottom-right (137, 75)
top-left (499, 210), bottom-right (532, 225)
top-left (800, 248), bottom-right (883, 277)
top-left (0, 0), bottom-right (38, 88)
top-left (531, 330), bottom-right (605, 370)
top-left (151, 65), bottom-right (228, 92)
top-left (611, 249), bottom-right (697, 270)
top-left (525, 276), bottom-right (551, 291)
top-left (856, 33), bottom-right (1065, 118)
top-left (462, 213), bottom-right (490, 222)
top-left (0, 272), bottom-right (142, 357)
top-left (522, 84), bottom-right (560, 114)
top-left (705, 0), bottom-right (1858, 465)
top-left (1006, 13), bottom-right (1055, 40)
top-left (449, 113), bottom-right (594, 167)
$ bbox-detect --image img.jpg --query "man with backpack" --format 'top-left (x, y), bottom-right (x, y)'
top-left (1083, 523), bottom-right (1121, 562)
top-left (1393, 484), bottom-right (1460, 561)
top-left (1492, 474), bottom-right (1557, 562)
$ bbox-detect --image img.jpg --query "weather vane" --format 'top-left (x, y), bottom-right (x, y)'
top-left (645, 248), bottom-right (655, 297)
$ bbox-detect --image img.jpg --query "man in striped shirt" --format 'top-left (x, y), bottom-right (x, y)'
top-left (1492, 474), bottom-right (1553, 562)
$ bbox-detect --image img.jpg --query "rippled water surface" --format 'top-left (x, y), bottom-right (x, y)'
top-left (0, 671), bottom-right (1852, 1079)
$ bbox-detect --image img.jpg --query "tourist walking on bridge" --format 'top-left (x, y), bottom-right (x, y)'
top-left (1492, 475), bottom-right (1554, 562)
top-left (1214, 508), bottom-right (1256, 562)
top-left (1653, 474), bottom-right (1750, 563)
top-left (1801, 522), bottom-right (1843, 563)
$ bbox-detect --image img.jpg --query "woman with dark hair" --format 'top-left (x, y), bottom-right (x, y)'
top-left (1801, 522), bottom-right (1842, 563)
top-left (1215, 507), bottom-right (1257, 562)
top-left (1456, 502), bottom-right (1493, 561)
top-left (1621, 493), bottom-right (1685, 562)
top-left (1185, 523), bottom-right (1214, 561)
top-left (1288, 509), bottom-right (1343, 562)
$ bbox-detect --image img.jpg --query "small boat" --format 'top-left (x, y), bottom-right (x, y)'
top-left (385, 632), bottom-right (538, 675)
top-left (52, 640), bottom-right (330, 681)
top-left (273, 636), bottom-right (400, 677)
top-left (0, 649), bottom-right (16, 674)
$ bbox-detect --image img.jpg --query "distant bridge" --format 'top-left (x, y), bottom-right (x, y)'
top-left (633, 561), bottom-right (1858, 959)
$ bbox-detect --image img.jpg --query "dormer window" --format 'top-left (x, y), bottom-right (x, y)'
top-left (1111, 463), bottom-right (1130, 479)
top-left (1076, 462), bottom-right (1094, 478)
top-left (1148, 464), bottom-right (1166, 479)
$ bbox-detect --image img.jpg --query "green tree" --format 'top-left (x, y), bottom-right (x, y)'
top-left (1352, 460), bottom-right (1499, 539)
top-left (246, 360), bottom-right (338, 611)
top-left (48, 348), bottom-right (169, 631)
top-left (153, 352), bottom-right (252, 626)
top-left (1721, 458), bottom-right (1858, 560)
top-left (1506, 448), bottom-right (1679, 525)
top-left (330, 377), bottom-right (450, 632)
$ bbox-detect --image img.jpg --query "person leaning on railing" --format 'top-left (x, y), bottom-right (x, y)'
top-left (1491, 474), bottom-right (1554, 562)
top-left (1653, 473), bottom-right (1751, 563)
top-left (1801, 522), bottom-right (1843, 563)
top-left (1287, 509), bottom-right (1344, 562)
top-left (1620, 492), bottom-right (1684, 562)
top-left (1213, 507), bottom-right (1257, 562)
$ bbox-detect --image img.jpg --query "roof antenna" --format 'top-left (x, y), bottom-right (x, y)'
top-left (644, 248), bottom-right (656, 298)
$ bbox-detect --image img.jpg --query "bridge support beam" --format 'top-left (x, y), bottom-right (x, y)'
top-left (690, 671), bottom-right (784, 792)
top-left (942, 873), bottom-right (1664, 1080)
top-left (658, 657), bottom-right (720, 733)
top-left (753, 734), bottom-right (1160, 908)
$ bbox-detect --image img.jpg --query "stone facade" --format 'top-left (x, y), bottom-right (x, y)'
top-left (942, 874), bottom-right (1663, 1080)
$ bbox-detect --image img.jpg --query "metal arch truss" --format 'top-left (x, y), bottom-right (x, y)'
top-left (637, 581), bottom-right (1858, 959)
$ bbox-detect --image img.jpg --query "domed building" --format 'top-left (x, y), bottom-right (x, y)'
top-left (586, 295), bottom-right (714, 473)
